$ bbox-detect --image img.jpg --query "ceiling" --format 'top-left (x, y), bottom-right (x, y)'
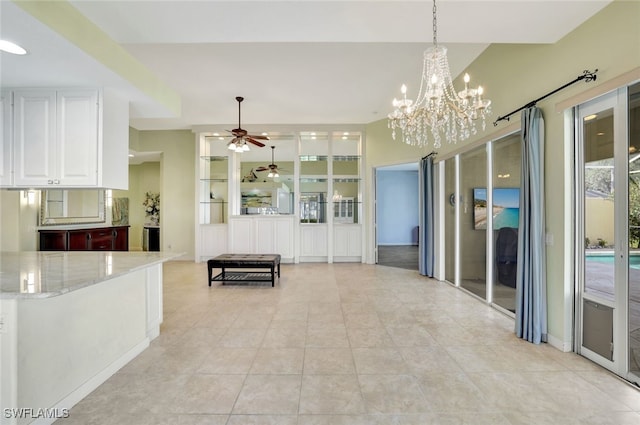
top-left (0, 1), bottom-right (612, 132)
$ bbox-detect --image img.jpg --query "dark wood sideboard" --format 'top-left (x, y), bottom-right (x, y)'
top-left (39, 226), bottom-right (129, 251)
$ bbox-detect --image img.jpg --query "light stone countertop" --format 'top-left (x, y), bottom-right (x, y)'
top-left (0, 251), bottom-right (181, 299)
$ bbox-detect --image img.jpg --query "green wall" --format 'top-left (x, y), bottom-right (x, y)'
top-left (365, 0), bottom-right (640, 347)
top-left (113, 162), bottom-right (161, 251)
top-left (131, 129), bottom-right (196, 259)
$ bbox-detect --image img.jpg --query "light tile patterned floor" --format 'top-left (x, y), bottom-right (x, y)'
top-left (58, 261), bottom-right (640, 424)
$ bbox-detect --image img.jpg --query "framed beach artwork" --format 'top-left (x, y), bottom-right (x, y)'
top-left (473, 188), bottom-right (520, 230)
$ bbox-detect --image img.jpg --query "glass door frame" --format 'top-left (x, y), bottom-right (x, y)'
top-left (574, 87), bottom-right (631, 380)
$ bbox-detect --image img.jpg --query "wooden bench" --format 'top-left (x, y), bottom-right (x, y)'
top-left (207, 254), bottom-right (281, 287)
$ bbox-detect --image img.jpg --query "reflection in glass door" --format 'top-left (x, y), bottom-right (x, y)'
top-left (628, 82), bottom-right (640, 383)
top-left (492, 134), bottom-right (522, 313)
top-left (460, 146), bottom-right (487, 299)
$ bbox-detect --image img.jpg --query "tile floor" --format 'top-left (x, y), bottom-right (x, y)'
top-left (59, 261), bottom-right (640, 424)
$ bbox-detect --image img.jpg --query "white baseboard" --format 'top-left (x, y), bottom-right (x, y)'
top-left (547, 333), bottom-right (572, 352)
top-left (32, 339), bottom-right (150, 425)
top-left (299, 256), bottom-right (329, 263)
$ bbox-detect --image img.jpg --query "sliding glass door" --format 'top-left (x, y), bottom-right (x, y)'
top-left (441, 133), bottom-right (521, 314)
top-left (628, 83), bottom-right (640, 383)
top-left (459, 146), bottom-right (487, 299)
top-left (491, 134), bottom-right (521, 313)
top-left (576, 82), bottom-right (638, 384)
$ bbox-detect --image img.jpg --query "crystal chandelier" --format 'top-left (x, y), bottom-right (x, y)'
top-left (388, 0), bottom-right (491, 149)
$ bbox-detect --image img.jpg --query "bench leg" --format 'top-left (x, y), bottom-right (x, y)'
top-left (208, 263), bottom-right (212, 287)
top-left (277, 263), bottom-right (281, 277)
top-left (271, 266), bottom-right (275, 287)
top-left (222, 267), bottom-right (225, 285)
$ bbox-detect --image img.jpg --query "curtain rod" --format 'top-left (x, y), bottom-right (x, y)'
top-left (493, 69), bottom-right (598, 126)
top-left (422, 151), bottom-right (437, 160)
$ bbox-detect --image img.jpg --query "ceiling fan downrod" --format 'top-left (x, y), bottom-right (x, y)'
top-left (235, 96), bottom-right (244, 130)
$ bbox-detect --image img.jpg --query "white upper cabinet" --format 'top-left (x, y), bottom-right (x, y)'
top-left (57, 90), bottom-right (100, 185)
top-left (0, 91), bottom-right (12, 186)
top-left (14, 89), bottom-right (72, 186)
top-left (4, 88), bottom-right (128, 189)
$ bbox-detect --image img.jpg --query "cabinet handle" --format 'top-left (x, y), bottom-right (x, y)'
top-left (47, 180), bottom-right (53, 184)
top-left (54, 180), bottom-right (60, 184)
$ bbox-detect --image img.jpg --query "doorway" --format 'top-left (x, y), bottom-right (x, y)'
top-left (575, 82), bottom-right (640, 385)
top-left (375, 163), bottom-right (419, 270)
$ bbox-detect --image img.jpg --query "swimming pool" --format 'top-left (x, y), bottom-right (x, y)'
top-left (586, 251), bottom-right (640, 269)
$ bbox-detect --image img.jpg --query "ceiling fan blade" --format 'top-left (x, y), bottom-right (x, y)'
top-left (246, 137), bottom-right (266, 147)
top-left (246, 134), bottom-right (269, 140)
top-left (254, 166), bottom-right (269, 172)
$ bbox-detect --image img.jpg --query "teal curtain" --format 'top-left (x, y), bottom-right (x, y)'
top-left (419, 156), bottom-right (435, 277)
top-left (515, 107), bottom-right (547, 343)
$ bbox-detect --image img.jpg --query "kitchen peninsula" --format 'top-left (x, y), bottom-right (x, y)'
top-left (0, 251), bottom-right (179, 425)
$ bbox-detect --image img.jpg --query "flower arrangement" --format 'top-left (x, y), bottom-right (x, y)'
top-left (143, 192), bottom-right (160, 223)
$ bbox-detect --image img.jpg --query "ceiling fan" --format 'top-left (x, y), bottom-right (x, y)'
top-left (226, 96), bottom-right (269, 152)
top-left (255, 146), bottom-right (286, 178)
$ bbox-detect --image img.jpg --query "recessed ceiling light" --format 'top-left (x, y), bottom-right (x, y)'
top-left (343, 132), bottom-right (349, 136)
top-left (596, 132), bottom-right (605, 136)
top-left (212, 132), bottom-right (219, 136)
top-left (584, 114), bottom-right (598, 121)
top-left (0, 40), bottom-right (27, 55)
top-left (128, 154), bottom-right (135, 158)
top-left (261, 132), bottom-right (268, 136)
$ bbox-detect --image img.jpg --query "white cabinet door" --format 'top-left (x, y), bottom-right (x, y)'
top-left (200, 224), bottom-right (228, 261)
top-left (255, 217), bottom-right (294, 258)
top-left (255, 218), bottom-right (274, 253)
top-left (229, 217), bottom-right (254, 253)
top-left (228, 216), bottom-right (295, 261)
top-left (57, 90), bottom-right (99, 186)
top-left (274, 217), bottom-right (294, 259)
top-left (12, 89), bottom-right (106, 188)
top-left (300, 224), bottom-right (328, 258)
top-left (334, 224), bottom-right (362, 259)
top-left (0, 91), bottom-right (12, 186)
top-left (13, 90), bottom-right (57, 186)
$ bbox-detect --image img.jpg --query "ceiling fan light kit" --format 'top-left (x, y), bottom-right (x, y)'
top-left (226, 96), bottom-right (269, 153)
top-left (255, 146), bottom-right (282, 179)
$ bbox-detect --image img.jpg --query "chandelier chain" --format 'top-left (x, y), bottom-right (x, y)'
top-left (432, 0), bottom-right (437, 47)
